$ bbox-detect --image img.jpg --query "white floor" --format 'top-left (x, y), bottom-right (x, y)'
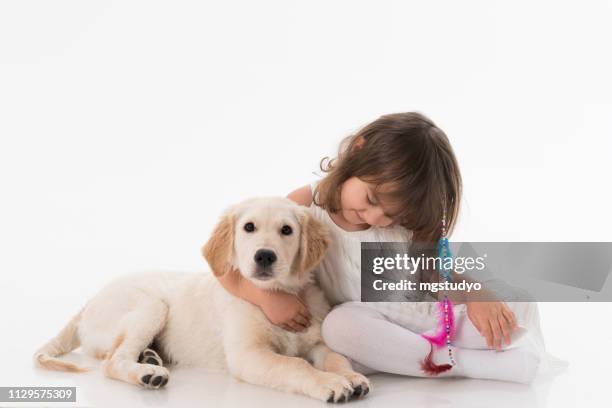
top-left (0, 328), bottom-right (600, 407)
top-left (2, 294), bottom-right (610, 407)
top-left (3, 283), bottom-right (610, 408)
top-left (2, 351), bottom-right (577, 408)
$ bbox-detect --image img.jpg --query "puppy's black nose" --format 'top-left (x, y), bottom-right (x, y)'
top-left (254, 249), bottom-right (277, 267)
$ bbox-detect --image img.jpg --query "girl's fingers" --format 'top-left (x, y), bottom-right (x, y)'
top-left (293, 314), bottom-right (310, 327)
top-left (498, 315), bottom-right (512, 346)
top-left (503, 307), bottom-right (518, 330)
top-left (297, 300), bottom-right (312, 319)
top-left (489, 318), bottom-right (503, 350)
top-left (281, 324), bottom-right (295, 332)
top-left (291, 318), bottom-right (308, 331)
top-left (288, 320), bottom-right (306, 332)
top-left (298, 310), bottom-right (312, 323)
top-left (480, 321), bottom-right (494, 349)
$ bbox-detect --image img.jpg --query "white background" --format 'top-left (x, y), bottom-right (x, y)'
top-left (1, 1), bottom-right (610, 407)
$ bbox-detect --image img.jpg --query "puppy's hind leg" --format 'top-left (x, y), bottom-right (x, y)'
top-left (138, 348), bottom-right (164, 366)
top-left (102, 297), bottom-right (170, 389)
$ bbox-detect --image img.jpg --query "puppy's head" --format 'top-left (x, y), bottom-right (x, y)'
top-left (202, 197), bottom-right (330, 291)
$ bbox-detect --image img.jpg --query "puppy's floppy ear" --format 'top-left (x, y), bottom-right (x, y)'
top-left (296, 207), bottom-right (330, 274)
top-left (202, 210), bottom-right (236, 277)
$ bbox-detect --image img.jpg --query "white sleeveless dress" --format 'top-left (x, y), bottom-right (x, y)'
top-left (307, 178), bottom-right (567, 376)
top-left (308, 179), bottom-right (459, 332)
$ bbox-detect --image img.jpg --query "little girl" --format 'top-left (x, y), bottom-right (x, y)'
top-left (218, 112), bottom-right (552, 384)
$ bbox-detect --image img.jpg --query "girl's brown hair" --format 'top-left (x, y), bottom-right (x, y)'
top-left (314, 112), bottom-right (462, 247)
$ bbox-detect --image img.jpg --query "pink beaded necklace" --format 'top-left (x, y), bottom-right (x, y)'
top-left (421, 208), bottom-right (457, 374)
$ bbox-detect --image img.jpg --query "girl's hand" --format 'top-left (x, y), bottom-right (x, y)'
top-left (259, 290), bottom-right (312, 333)
top-left (466, 301), bottom-right (518, 350)
top-left (216, 267), bottom-right (311, 332)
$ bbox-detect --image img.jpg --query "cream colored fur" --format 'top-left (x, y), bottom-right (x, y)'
top-left (34, 197), bottom-right (370, 402)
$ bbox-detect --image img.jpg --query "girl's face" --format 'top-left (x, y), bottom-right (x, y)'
top-left (339, 177), bottom-right (401, 228)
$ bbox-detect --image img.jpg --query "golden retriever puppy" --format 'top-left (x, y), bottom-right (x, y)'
top-left (34, 197), bottom-right (370, 402)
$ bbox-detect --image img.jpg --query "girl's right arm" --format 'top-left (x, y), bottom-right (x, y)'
top-left (216, 268), bottom-right (311, 332)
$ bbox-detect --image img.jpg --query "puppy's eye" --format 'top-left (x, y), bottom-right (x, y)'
top-left (280, 225), bottom-right (292, 235)
top-left (244, 222), bottom-right (255, 232)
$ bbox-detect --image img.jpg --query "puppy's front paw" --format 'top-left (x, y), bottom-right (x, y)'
top-left (341, 372), bottom-right (370, 399)
top-left (308, 372), bottom-right (353, 403)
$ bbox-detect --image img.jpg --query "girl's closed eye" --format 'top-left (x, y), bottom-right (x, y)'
top-left (366, 193), bottom-right (377, 206)
top-left (366, 190), bottom-right (397, 224)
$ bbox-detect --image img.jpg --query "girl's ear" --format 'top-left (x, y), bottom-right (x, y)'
top-left (352, 135), bottom-right (366, 151)
top-left (202, 211), bottom-right (236, 277)
top-left (296, 207), bottom-right (330, 274)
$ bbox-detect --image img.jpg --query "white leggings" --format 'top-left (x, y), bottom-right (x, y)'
top-left (321, 302), bottom-right (542, 383)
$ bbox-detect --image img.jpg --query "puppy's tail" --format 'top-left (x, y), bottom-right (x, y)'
top-left (33, 310), bottom-right (89, 372)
